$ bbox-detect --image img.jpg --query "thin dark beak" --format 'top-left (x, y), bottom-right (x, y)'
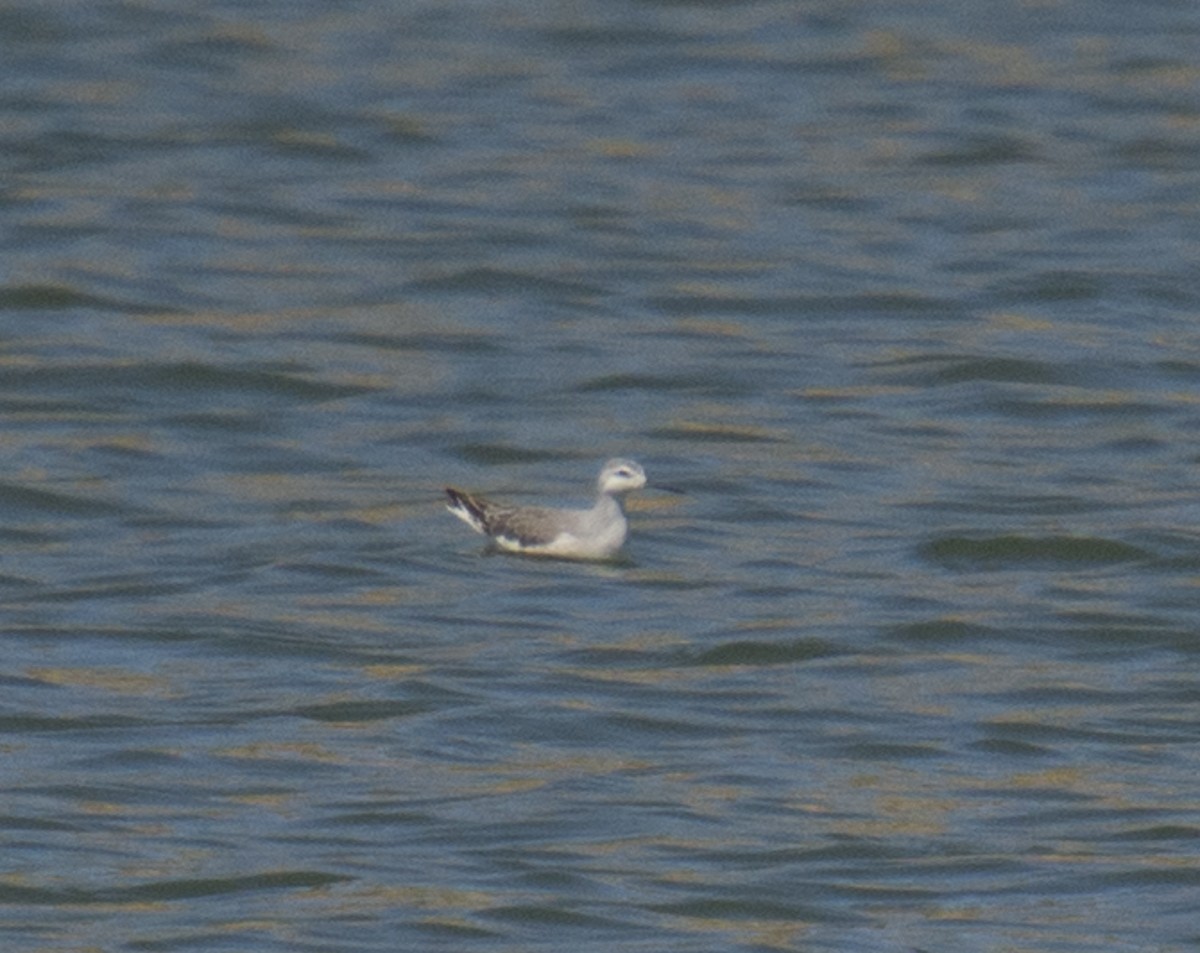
top-left (649, 482), bottom-right (685, 495)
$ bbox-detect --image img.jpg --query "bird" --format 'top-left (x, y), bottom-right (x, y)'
top-left (444, 458), bottom-right (673, 560)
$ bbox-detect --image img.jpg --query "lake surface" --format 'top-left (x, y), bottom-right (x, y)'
top-left (3, 1), bottom-right (1200, 951)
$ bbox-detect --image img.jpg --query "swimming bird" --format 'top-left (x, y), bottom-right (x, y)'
top-left (445, 458), bottom-right (670, 560)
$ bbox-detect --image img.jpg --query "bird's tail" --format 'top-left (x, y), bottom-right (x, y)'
top-left (445, 488), bottom-right (489, 535)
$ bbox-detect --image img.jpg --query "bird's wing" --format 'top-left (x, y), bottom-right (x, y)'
top-left (486, 504), bottom-right (573, 549)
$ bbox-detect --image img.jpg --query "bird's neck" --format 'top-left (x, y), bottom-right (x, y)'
top-left (592, 493), bottom-right (624, 514)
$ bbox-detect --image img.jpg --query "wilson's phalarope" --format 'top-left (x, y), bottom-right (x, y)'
top-left (445, 458), bottom-right (676, 560)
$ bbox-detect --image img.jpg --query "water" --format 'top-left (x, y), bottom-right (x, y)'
top-left (3, 1), bottom-right (1200, 951)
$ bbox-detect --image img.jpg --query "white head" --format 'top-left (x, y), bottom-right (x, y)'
top-left (597, 458), bottom-right (647, 495)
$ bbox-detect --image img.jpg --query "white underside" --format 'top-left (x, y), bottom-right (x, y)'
top-left (493, 528), bottom-right (624, 560)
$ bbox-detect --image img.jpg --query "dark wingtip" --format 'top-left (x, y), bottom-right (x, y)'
top-left (445, 487), bottom-right (488, 527)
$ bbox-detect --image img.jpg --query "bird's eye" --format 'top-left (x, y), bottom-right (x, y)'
top-left (616, 469), bottom-right (630, 477)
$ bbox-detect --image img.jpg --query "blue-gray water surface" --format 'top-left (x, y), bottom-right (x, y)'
top-left (3, 1), bottom-right (1200, 951)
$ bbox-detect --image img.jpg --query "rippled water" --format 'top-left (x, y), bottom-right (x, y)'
top-left (3, 2), bottom-right (1200, 951)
